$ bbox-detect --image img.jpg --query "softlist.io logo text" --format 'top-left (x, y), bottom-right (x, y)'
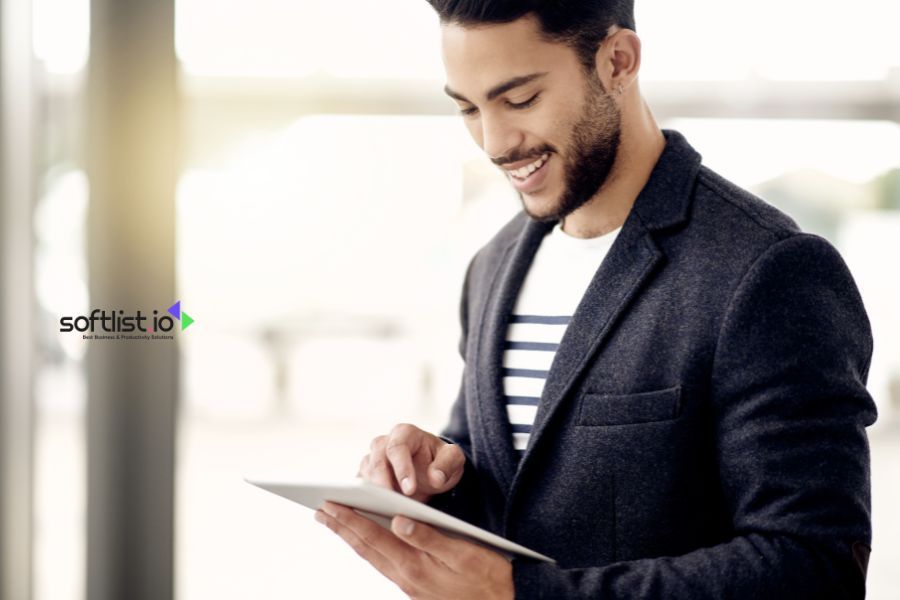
top-left (60, 300), bottom-right (195, 340)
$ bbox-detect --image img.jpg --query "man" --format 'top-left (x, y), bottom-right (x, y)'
top-left (312, 2), bottom-right (877, 598)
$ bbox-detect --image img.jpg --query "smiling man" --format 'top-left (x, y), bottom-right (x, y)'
top-left (313, 2), bottom-right (877, 598)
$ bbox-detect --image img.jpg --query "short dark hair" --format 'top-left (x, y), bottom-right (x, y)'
top-left (426, 1), bottom-right (636, 73)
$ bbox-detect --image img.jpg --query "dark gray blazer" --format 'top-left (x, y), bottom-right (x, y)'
top-left (428, 130), bottom-right (876, 599)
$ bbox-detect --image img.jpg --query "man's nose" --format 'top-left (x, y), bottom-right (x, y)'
top-left (479, 113), bottom-right (522, 163)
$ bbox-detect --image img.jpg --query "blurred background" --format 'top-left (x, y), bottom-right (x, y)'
top-left (1, 0), bottom-right (899, 598)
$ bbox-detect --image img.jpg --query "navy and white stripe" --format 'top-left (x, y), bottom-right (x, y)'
top-left (503, 315), bottom-right (570, 457)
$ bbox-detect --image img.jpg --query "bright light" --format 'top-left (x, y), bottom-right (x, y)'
top-left (667, 118), bottom-right (900, 186)
top-left (637, 0), bottom-right (900, 81)
top-left (32, 0), bottom-right (89, 74)
top-left (175, 0), bottom-right (443, 79)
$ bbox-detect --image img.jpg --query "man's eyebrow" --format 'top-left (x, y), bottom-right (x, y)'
top-left (443, 72), bottom-right (548, 104)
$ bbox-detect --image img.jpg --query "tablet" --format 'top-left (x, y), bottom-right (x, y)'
top-left (246, 476), bottom-right (555, 563)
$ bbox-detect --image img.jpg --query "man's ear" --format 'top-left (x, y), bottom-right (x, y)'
top-left (593, 28), bottom-right (641, 95)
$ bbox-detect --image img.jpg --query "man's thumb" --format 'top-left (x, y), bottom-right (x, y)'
top-left (428, 443), bottom-right (464, 491)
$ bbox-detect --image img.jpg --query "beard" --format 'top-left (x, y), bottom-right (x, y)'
top-left (522, 73), bottom-right (622, 223)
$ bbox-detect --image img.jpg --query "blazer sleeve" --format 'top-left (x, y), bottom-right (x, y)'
top-left (511, 233), bottom-right (878, 599)
top-left (425, 252), bottom-right (488, 528)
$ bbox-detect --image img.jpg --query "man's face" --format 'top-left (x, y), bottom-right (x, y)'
top-left (441, 15), bottom-right (621, 222)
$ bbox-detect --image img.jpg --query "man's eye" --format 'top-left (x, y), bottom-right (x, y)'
top-left (458, 106), bottom-right (478, 117)
top-left (507, 94), bottom-right (540, 109)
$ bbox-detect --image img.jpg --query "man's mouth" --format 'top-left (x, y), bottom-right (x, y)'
top-left (506, 153), bottom-right (550, 180)
top-left (505, 153), bottom-right (552, 193)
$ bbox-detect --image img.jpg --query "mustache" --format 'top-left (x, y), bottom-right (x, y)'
top-left (491, 145), bottom-right (556, 167)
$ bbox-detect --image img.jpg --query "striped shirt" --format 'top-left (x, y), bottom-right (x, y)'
top-left (503, 222), bottom-right (621, 458)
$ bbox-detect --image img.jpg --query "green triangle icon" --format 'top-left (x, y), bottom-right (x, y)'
top-left (181, 311), bottom-right (194, 331)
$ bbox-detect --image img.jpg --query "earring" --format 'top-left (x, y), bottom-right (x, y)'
top-left (617, 84), bottom-right (624, 96)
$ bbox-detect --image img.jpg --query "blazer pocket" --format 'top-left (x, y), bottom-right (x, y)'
top-left (577, 386), bottom-right (682, 426)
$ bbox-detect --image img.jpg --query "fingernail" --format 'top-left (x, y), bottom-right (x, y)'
top-left (401, 477), bottom-right (413, 494)
top-left (321, 503), bottom-right (337, 517)
top-left (314, 511), bottom-right (326, 524)
top-left (431, 468), bottom-right (447, 485)
top-left (396, 516), bottom-right (415, 536)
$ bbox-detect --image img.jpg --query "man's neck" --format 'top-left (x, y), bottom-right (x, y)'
top-left (560, 97), bottom-right (665, 239)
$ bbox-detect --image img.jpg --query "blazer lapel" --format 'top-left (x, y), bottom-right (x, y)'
top-left (471, 217), bottom-right (555, 496)
top-left (524, 220), bottom-right (663, 458)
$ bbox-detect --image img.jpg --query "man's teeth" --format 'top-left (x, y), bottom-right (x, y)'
top-left (509, 153), bottom-right (549, 179)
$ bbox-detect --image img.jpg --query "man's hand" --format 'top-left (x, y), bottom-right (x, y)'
top-left (358, 423), bottom-right (465, 503)
top-left (314, 501), bottom-right (513, 600)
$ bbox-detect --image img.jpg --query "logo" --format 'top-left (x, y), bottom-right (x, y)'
top-left (166, 300), bottom-right (194, 331)
top-left (60, 300), bottom-right (195, 340)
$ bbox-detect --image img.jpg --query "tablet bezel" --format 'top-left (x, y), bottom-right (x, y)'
top-left (246, 476), bottom-right (555, 563)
